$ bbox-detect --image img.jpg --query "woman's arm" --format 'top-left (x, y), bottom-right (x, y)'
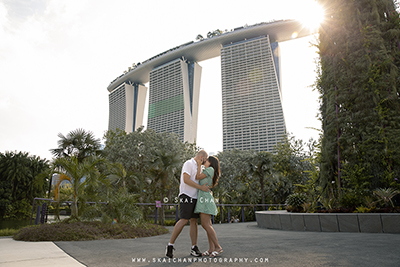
top-left (195, 159), bottom-right (207, 180)
top-left (196, 166), bottom-right (207, 180)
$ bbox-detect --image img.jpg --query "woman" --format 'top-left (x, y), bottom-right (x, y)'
top-left (194, 156), bottom-right (223, 257)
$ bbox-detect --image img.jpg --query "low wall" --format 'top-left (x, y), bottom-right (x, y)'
top-left (256, 211), bottom-right (400, 233)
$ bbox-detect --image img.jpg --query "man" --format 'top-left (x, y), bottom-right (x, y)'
top-left (166, 150), bottom-right (210, 258)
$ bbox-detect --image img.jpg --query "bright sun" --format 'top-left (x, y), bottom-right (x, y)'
top-left (295, 0), bottom-right (325, 30)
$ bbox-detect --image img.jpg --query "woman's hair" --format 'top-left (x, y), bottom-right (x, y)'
top-left (208, 156), bottom-right (220, 187)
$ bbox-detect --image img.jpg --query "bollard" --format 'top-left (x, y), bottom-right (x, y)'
top-left (40, 203), bottom-right (47, 224)
top-left (35, 205), bottom-right (41, 225)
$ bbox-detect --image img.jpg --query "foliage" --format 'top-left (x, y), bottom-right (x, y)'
top-left (50, 128), bottom-right (103, 162)
top-left (214, 149), bottom-right (255, 204)
top-left (212, 135), bottom-right (319, 206)
top-left (338, 189), bottom-right (368, 209)
top-left (272, 134), bottom-right (319, 203)
top-left (207, 29), bottom-right (223, 38)
top-left (0, 228), bottom-right (19, 237)
top-left (355, 206), bottom-right (374, 213)
top-left (373, 187), bottom-right (400, 207)
top-left (82, 188), bottom-right (143, 226)
top-left (52, 155), bottom-right (108, 219)
top-left (248, 151), bottom-right (273, 204)
top-left (285, 193), bottom-right (307, 212)
top-left (13, 221), bottom-right (168, 241)
top-left (273, 134), bottom-right (315, 186)
top-left (320, 196), bottom-right (338, 211)
top-left (103, 128), bottom-right (197, 204)
top-left (0, 151), bottom-right (50, 219)
top-left (316, 0), bottom-right (400, 195)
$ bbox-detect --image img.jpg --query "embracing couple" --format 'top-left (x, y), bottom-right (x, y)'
top-left (165, 150), bottom-right (223, 258)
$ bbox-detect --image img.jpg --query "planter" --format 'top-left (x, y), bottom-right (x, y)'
top-left (256, 210), bottom-right (400, 233)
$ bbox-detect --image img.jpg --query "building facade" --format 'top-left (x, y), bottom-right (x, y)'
top-left (108, 82), bottom-right (147, 133)
top-left (147, 58), bottom-right (202, 143)
top-left (107, 21), bottom-right (311, 152)
top-left (221, 35), bottom-right (286, 151)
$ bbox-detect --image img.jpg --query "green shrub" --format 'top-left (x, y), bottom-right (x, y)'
top-left (164, 219), bottom-right (176, 226)
top-left (0, 228), bottom-right (19, 236)
top-left (285, 193), bottom-right (306, 209)
top-left (339, 191), bottom-right (364, 208)
top-left (354, 206), bottom-right (375, 213)
top-left (13, 221), bottom-right (169, 241)
top-left (373, 188), bottom-right (400, 208)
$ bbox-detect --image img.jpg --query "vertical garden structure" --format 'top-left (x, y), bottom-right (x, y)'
top-left (317, 0), bottom-right (400, 193)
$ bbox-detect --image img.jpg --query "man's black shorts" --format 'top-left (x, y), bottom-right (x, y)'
top-left (179, 194), bottom-right (200, 220)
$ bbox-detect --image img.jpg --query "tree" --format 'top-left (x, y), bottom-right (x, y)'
top-left (249, 151), bottom-right (273, 204)
top-left (103, 128), bottom-right (198, 204)
top-left (107, 162), bottom-right (141, 192)
top-left (52, 156), bottom-right (106, 219)
top-left (50, 128), bottom-right (103, 162)
top-left (316, 0), bottom-right (400, 195)
top-left (273, 134), bottom-right (314, 186)
top-left (196, 34), bottom-right (204, 41)
top-left (207, 29), bottom-right (223, 38)
top-left (215, 149), bottom-right (254, 204)
top-left (0, 151), bottom-right (49, 219)
top-left (148, 147), bottom-right (182, 225)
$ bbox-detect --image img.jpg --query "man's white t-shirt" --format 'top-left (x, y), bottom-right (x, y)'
top-left (179, 158), bottom-right (199, 199)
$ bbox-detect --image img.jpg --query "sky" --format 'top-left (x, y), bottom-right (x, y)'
top-left (0, 0), bottom-right (322, 160)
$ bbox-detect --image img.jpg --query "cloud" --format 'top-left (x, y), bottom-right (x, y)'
top-left (2, 0), bottom-right (46, 20)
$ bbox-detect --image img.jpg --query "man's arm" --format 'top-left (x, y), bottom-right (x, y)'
top-left (183, 173), bottom-right (209, 192)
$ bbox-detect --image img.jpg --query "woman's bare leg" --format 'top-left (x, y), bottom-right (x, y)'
top-left (200, 213), bottom-right (222, 252)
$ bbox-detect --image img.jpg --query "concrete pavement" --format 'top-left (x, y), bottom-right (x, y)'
top-left (2, 222), bottom-right (400, 266)
top-left (0, 237), bottom-right (84, 267)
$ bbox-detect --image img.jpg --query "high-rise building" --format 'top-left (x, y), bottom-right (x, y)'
top-left (107, 21), bottom-right (312, 152)
top-left (221, 35), bottom-right (286, 152)
top-left (108, 82), bottom-right (147, 132)
top-left (148, 58), bottom-right (201, 143)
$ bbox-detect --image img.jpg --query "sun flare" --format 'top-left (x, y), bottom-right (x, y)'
top-left (295, 0), bottom-right (325, 30)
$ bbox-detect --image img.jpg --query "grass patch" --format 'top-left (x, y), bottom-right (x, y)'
top-left (0, 228), bottom-right (20, 237)
top-left (13, 221), bottom-right (169, 241)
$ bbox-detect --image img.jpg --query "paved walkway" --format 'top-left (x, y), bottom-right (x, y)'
top-left (1, 222), bottom-right (400, 266)
top-left (0, 237), bottom-right (84, 267)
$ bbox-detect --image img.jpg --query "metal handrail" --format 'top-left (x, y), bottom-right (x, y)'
top-left (31, 198), bottom-right (286, 225)
top-left (138, 202), bottom-right (286, 224)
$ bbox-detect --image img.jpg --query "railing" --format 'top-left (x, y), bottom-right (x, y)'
top-left (138, 203), bottom-right (286, 225)
top-left (30, 198), bottom-right (286, 226)
top-left (30, 198), bottom-right (55, 225)
top-left (30, 198), bottom-right (106, 225)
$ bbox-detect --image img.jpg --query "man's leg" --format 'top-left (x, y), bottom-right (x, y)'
top-left (189, 218), bottom-right (198, 246)
top-left (166, 218), bottom-right (188, 258)
top-left (169, 218), bottom-right (188, 244)
top-left (189, 217), bottom-right (202, 257)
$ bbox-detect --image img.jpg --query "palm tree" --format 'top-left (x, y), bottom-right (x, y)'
top-left (50, 128), bottom-right (102, 162)
top-left (52, 156), bottom-right (106, 219)
top-left (249, 151), bottom-right (273, 204)
top-left (107, 162), bottom-right (141, 193)
top-left (148, 148), bottom-right (182, 225)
